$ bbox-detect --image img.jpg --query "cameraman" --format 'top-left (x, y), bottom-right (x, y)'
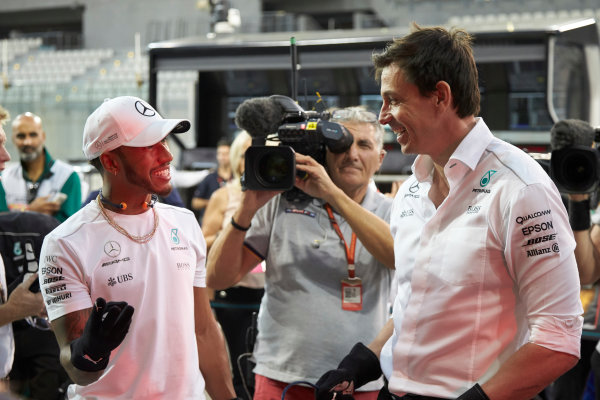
top-left (206, 106), bottom-right (394, 399)
top-left (556, 119), bottom-right (600, 399)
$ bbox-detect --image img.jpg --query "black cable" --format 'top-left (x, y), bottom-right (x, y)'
top-left (281, 381), bottom-right (318, 400)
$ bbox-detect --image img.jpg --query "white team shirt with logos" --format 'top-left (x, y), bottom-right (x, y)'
top-left (39, 201), bottom-right (207, 400)
top-left (382, 118), bottom-right (583, 398)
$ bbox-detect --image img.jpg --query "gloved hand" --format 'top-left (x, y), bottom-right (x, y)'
top-left (456, 384), bottom-right (490, 400)
top-left (315, 342), bottom-right (382, 400)
top-left (70, 297), bottom-right (135, 371)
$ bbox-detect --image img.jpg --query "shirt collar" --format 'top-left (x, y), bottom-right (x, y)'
top-left (448, 118), bottom-right (494, 171)
top-left (312, 183), bottom-right (381, 212)
top-left (411, 118), bottom-right (494, 183)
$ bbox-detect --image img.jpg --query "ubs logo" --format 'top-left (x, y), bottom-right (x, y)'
top-left (104, 241), bottom-right (121, 258)
top-left (135, 101), bottom-right (156, 117)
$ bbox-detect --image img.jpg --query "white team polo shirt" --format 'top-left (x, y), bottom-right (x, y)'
top-left (383, 118), bottom-right (583, 397)
top-left (39, 202), bottom-right (207, 399)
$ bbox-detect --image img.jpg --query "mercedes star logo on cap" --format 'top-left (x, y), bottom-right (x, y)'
top-left (135, 100), bottom-right (156, 117)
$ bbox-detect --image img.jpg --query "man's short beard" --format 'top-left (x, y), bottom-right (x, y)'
top-left (19, 148), bottom-right (42, 162)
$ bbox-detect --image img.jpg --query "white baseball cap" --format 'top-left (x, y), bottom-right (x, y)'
top-left (82, 96), bottom-right (191, 160)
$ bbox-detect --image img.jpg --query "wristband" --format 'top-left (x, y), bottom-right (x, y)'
top-left (230, 216), bottom-right (251, 231)
top-left (457, 383), bottom-right (490, 400)
top-left (568, 199), bottom-right (591, 231)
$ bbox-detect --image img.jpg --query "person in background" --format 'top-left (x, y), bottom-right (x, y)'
top-left (38, 96), bottom-right (235, 399)
top-left (206, 106), bottom-right (394, 400)
top-left (0, 112), bottom-right (81, 223)
top-left (316, 24), bottom-right (583, 400)
top-left (0, 106), bottom-right (48, 395)
top-left (553, 119), bottom-right (600, 399)
top-left (202, 130), bottom-right (264, 399)
top-left (191, 139), bottom-right (232, 223)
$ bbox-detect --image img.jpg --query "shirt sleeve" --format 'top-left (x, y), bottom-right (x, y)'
top-left (503, 183), bottom-right (583, 358)
top-left (39, 234), bottom-right (93, 321)
top-left (56, 172), bottom-right (82, 222)
top-left (243, 196), bottom-right (278, 259)
top-left (0, 184), bottom-right (8, 212)
top-left (192, 218), bottom-right (207, 288)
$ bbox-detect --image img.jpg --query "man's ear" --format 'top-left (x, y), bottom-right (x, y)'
top-left (99, 152), bottom-right (119, 176)
top-left (433, 80), bottom-right (452, 111)
top-left (379, 149), bottom-right (386, 166)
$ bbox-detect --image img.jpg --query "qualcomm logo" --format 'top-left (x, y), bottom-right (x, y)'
top-left (171, 229), bottom-right (180, 245)
top-left (480, 170), bottom-right (497, 187)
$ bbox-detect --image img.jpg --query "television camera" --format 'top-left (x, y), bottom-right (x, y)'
top-left (234, 94), bottom-right (353, 201)
top-left (546, 120), bottom-right (600, 194)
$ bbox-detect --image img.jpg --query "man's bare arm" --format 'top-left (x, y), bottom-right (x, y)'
top-left (50, 308), bottom-right (104, 385)
top-left (194, 287), bottom-right (236, 399)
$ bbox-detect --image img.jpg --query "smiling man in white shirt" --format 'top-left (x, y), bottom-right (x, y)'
top-left (316, 24), bottom-right (583, 400)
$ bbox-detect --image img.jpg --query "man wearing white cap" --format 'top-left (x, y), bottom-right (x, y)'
top-left (37, 96), bottom-right (236, 399)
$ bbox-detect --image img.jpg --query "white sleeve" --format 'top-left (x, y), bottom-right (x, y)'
top-left (503, 183), bottom-right (583, 357)
top-left (192, 219), bottom-right (207, 288)
top-left (39, 235), bottom-right (93, 321)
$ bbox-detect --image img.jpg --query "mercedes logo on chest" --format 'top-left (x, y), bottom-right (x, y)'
top-left (104, 241), bottom-right (122, 257)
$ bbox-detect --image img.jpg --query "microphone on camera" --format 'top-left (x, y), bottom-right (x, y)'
top-left (550, 119), bottom-right (595, 150)
top-left (234, 97), bottom-right (286, 139)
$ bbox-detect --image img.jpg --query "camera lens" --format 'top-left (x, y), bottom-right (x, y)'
top-left (562, 153), bottom-right (594, 187)
top-left (551, 146), bottom-right (600, 193)
top-left (257, 152), bottom-right (291, 185)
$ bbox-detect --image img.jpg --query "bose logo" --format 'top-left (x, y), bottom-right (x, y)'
top-left (523, 233), bottom-right (557, 247)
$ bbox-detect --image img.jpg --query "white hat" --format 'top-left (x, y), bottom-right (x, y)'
top-left (82, 96), bottom-right (190, 160)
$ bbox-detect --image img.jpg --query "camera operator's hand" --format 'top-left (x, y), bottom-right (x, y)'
top-left (294, 153), bottom-right (341, 203)
top-left (70, 297), bottom-right (134, 372)
top-left (568, 193), bottom-right (590, 202)
top-left (240, 188), bottom-right (282, 212)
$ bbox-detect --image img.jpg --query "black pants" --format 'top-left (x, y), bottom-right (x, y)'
top-left (9, 327), bottom-right (70, 400)
top-left (212, 286), bottom-right (264, 400)
top-left (590, 347), bottom-right (600, 400)
top-left (549, 339), bottom-right (596, 400)
top-left (377, 384), bottom-right (448, 400)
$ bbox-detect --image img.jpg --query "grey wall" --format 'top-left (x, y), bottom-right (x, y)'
top-left (0, 0), bottom-right (262, 50)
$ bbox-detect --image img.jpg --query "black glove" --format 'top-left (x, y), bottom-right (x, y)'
top-left (70, 297), bottom-right (135, 371)
top-left (456, 384), bottom-right (490, 400)
top-left (315, 342), bottom-right (382, 400)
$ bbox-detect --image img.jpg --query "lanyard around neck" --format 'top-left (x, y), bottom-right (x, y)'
top-left (324, 203), bottom-right (357, 278)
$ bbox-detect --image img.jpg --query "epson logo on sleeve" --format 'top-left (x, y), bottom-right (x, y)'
top-left (41, 266), bottom-right (62, 275)
top-left (521, 220), bottom-right (554, 236)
